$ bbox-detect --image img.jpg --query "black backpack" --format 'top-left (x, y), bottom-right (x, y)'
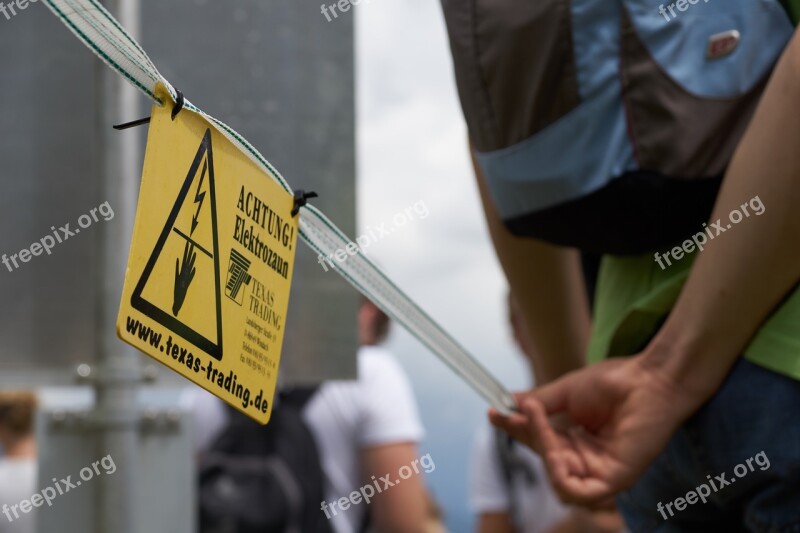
top-left (198, 388), bottom-right (332, 533)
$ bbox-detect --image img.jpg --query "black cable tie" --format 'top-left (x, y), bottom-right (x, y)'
top-left (113, 117), bottom-right (151, 130)
top-left (291, 190), bottom-right (318, 217)
top-left (112, 89), bottom-right (184, 130)
top-left (171, 90), bottom-right (185, 120)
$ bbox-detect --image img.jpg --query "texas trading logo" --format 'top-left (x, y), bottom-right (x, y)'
top-left (130, 130), bottom-right (224, 360)
top-left (225, 249), bottom-right (252, 306)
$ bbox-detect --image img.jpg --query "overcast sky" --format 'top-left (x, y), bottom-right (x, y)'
top-left (356, 0), bottom-right (529, 388)
top-left (355, 1), bottom-right (529, 527)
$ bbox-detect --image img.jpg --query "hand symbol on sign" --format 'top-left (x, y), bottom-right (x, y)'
top-left (173, 240), bottom-right (197, 316)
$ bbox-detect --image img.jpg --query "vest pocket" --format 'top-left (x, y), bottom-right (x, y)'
top-left (444, 0), bottom-right (580, 152)
top-left (620, 0), bottom-right (792, 177)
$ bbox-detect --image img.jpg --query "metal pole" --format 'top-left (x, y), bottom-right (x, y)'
top-left (93, 1), bottom-right (141, 532)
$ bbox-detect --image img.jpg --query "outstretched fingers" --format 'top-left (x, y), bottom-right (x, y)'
top-left (519, 397), bottom-right (563, 458)
top-left (488, 405), bottom-right (536, 450)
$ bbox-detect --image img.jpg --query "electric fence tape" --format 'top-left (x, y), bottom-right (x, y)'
top-left (43, 0), bottom-right (517, 415)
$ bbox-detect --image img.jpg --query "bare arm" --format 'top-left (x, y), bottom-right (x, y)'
top-left (362, 442), bottom-right (429, 533)
top-left (491, 29), bottom-right (800, 505)
top-left (471, 149), bottom-right (590, 384)
top-left (644, 28), bottom-right (800, 398)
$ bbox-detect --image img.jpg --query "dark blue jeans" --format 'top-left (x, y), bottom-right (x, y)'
top-left (617, 359), bottom-right (800, 532)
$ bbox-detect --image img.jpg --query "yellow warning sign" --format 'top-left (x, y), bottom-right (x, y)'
top-left (117, 85), bottom-right (298, 424)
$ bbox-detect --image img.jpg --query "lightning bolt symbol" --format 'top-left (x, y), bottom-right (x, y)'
top-left (190, 159), bottom-right (208, 236)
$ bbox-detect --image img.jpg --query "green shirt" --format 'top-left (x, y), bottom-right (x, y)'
top-left (587, 252), bottom-right (800, 381)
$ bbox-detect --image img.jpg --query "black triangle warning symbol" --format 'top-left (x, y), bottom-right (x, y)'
top-left (131, 129), bottom-right (224, 361)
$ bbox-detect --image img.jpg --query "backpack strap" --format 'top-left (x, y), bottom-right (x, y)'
top-left (494, 429), bottom-right (520, 526)
top-left (263, 457), bottom-right (304, 533)
top-left (494, 428), bottom-right (538, 528)
top-left (280, 385), bottom-right (374, 532)
top-left (494, 428), bottom-right (516, 489)
top-left (277, 385), bottom-right (322, 533)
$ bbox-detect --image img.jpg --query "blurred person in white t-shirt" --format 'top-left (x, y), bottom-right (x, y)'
top-left (0, 391), bottom-right (38, 533)
top-left (469, 294), bottom-right (624, 533)
top-left (189, 297), bottom-right (443, 533)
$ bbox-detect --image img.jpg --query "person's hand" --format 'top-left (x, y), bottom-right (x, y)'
top-left (490, 356), bottom-right (705, 507)
top-left (173, 241), bottom-right (197, 316)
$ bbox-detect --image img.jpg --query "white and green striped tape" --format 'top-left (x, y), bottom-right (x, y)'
top-left (43, 0), bottom-right (516, 415)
